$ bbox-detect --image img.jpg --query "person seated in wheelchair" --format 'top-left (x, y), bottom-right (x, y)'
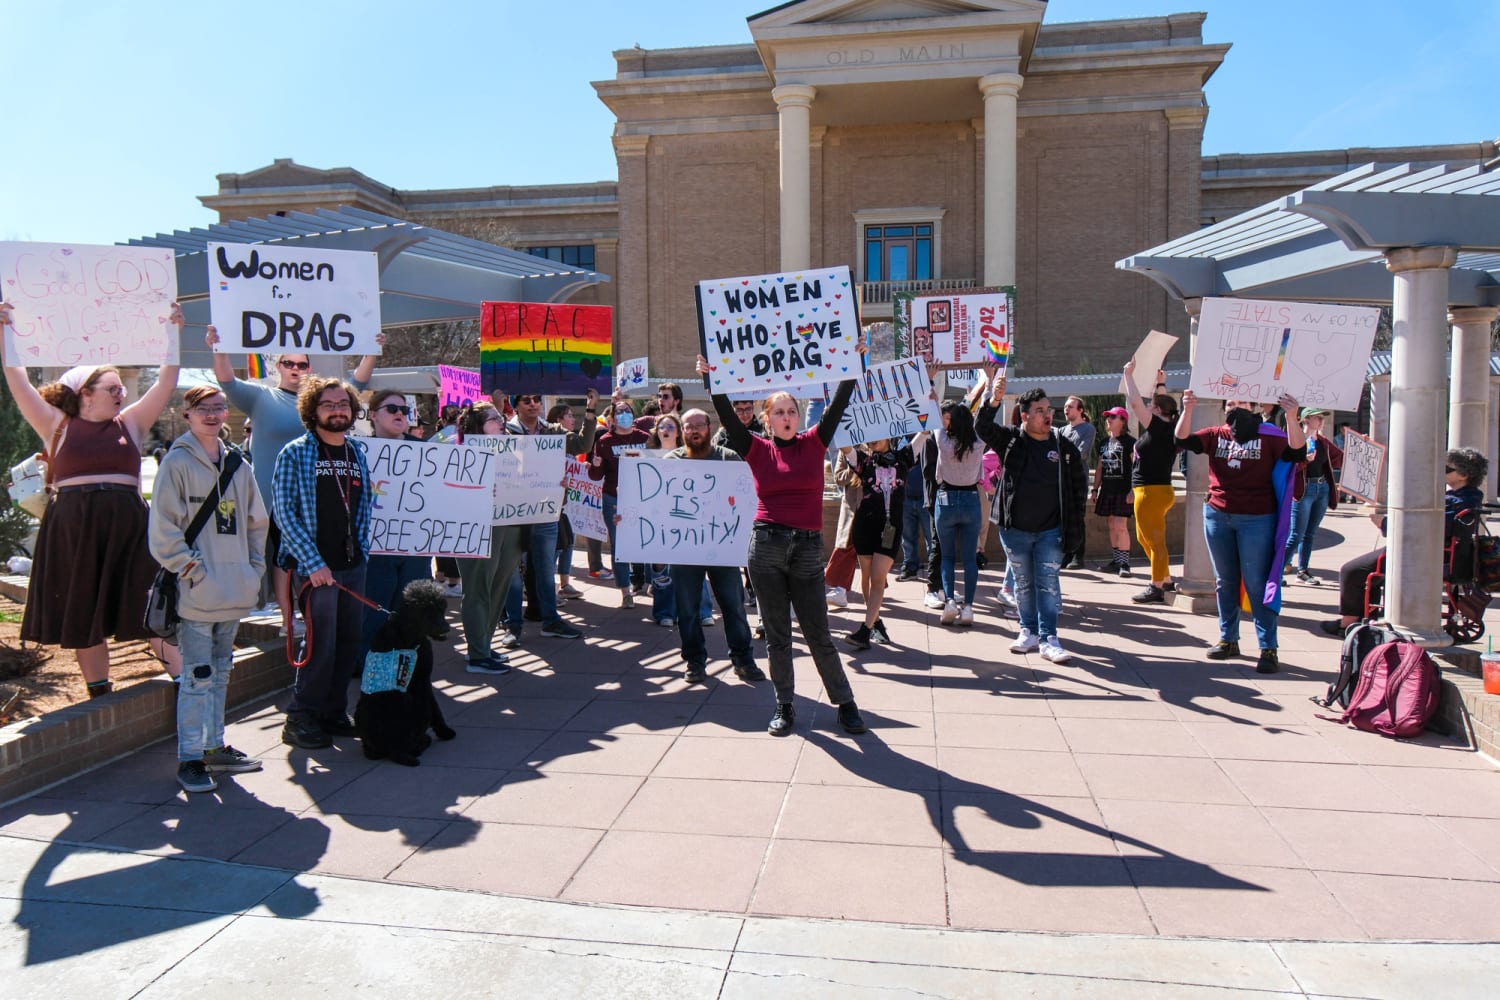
top-left (1320, 447), bottom-right (1488, 637)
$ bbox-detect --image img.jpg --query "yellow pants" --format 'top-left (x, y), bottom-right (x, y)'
top-left (1132, 485), bottom-right (1176, 583)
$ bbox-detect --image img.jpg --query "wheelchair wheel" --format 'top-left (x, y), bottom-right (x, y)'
top-left (1444, 601), bottom-right (1486, 645)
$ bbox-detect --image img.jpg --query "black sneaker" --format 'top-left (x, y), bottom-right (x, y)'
top-left (1256, 649), bottom-right (1280, 674)
top-left (201, 746), bottom-right (263, 773)
top-left (767, 703), bottom-right (795, 737)
top-left (836, 701), bottom-right (868, 735)
top-left (1319, 619), bottom-right (1350, 638)
top-left (1096, 561), bottom-right (1119, 573)
top-left (845, 624), bottom-right (872, 650)
top-left (1161, 581), bottom-right (1177, 593)
top-left (466, 655), bottom-right (512, 675)
top-left (320, 714), bottom-right (358, 738)
top-left (177, 760), bottom-right (218, 793)
top-left (1117, 563), bottom-right (1132, 578)
top-left (870, 619), bottom-right (892, 645)
top-left (895, 567), bottom-right (918, 582)
top-left (733, 664), bottom-right (766, 683)
top-left (523, 607), bottom-right (542, 622)
top-left (1062, 556), bottom-right (1085, 571)
top-left (975, 551), bottom-right (988, 569)
top-left (1205, 640), bottom-right (1241, 661)
top-left (541, 620), bottom-right (582, 639)
top-left (684, 664), bottom-right (708, 685)
top-left (281, 718), bottom-right (331, 750)
top-left (1131, 585), bottom-right (1165, 605)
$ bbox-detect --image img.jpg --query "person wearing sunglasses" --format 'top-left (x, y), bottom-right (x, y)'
top-left (358, 390), bottom-right (433, 660)
top-left (635, 382), bottom-right (683, 434)
top-left (207, 327), bottom-right (383, 637)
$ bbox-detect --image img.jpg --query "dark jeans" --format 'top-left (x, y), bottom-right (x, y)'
top-left (925, 506), bottom-right (943, 592)
top-left (289, 562), bottom-right (367, 723)
top-left (672, 564), bottom-right (755, 671)
top-left (747, 527), bottom-right (854, 707)
top-left (901, 501), bottom-right (933, 574)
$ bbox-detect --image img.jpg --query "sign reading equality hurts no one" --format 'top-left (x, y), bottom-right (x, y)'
top-left (207, 242), bottom-right (382, 356)
top-left (615, 457), bottom-right (756, 566)
top-left (0, 241), bottom-right (180, 366)
top-left (826, 358), bottom-right (942, 449)
top-left (463, 434), bottom-right (568, 525)
top-left (355, 437), bottom-right (497, 558)
top-left (696, 265), bottom-right (862, 393)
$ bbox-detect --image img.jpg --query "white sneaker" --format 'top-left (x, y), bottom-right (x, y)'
top-left (1040, 637), bottom-right (1073, 664)
top-left (826, 587), bottom-right (849, 608)
top-left (923, 591), bottom-right (945, 610)
top-left (1009, 629), bottom-right (1039, 654)
top-left (701, 613), bottom-right (716, 627)
top-left (496, 630), bottom-right (520, 649)
top-left (996, 588), bottom-right (1017, 608)
top-left (940, 599), bottom-right (959, 625)
top-left (958, 603), bottom-right (974, 626)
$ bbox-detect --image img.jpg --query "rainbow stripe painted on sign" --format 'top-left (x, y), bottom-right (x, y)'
top-left (1272, 327), bottom-right (1291, 380)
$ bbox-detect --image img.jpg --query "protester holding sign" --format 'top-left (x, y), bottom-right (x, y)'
top-left (932, 397), bottom-right (988, 627)
top-left (358, 390), bottom-right (432, 656)
top-left (453, 403), bottom-right (522, 672)
top-left (2, 300), bottom-right (185, 696)
top-left (589, 399), bottom-right (651, 609)
top-left (1284, 408), bottom-right (1343, 584)
top-left (699, 345), bottom-right (870, 738)
top-left (1092, 408), bottom-right (1137, 579)
top-left (1122, 360), bottom-right (1181, 605)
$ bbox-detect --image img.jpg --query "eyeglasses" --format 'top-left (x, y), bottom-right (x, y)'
top-left (375, 404), bottom-right (412, 417)
top-left (683, 421), bottom-right (710, 430)
top-left (279, 359), bottom-right (311, 371)
top-left (94, 385), bottom-right (128, 399)
top-left (516, 394), bottom-right (542, 404)
top-left (733, 404), bottom-right (755, 413)
top-left (317, 401), bottom-right (353, 412)
top-left (192, 405), bottom-right (229, 416)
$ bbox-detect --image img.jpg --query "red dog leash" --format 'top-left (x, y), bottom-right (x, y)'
top-left (285, 580), bottom-right (390, 668)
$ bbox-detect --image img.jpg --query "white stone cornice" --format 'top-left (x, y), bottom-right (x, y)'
top-left (1449, 306), bottom-right (1500, 325)
top-left (978, 71), bottom-right (1023, 99)
top-left (772, 83), bottom-right (817, 110)
top-left (1385, 246), bottom-right (1458, 274)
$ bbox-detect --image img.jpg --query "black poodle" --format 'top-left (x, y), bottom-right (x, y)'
top-left (355, 578), bottom-right (456, 766)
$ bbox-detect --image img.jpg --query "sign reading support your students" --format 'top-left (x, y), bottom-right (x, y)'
top-left (615, 457), bottom-right (756, 566)
top-left (696, 265), bottom-right (861, 393)
top-left (0, 241), bottom-right (179, 366)
top-left (464, 434), bottom-right (568, 525)
top-left (207, 242), bottom-right (382, 356)
top-left (354, 438), bottom-right (497, 558)
top-left (825, 358), bottom-right (942, 448)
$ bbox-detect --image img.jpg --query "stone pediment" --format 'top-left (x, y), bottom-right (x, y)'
top-left (749, 0), bottom-right (1046, 29)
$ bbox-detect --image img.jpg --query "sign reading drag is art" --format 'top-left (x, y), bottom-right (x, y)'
top-left (0, 241), bottom-right (179, 366)
top-left (695, 265), bottom-right (861, 392)
top-left (208, 243), bottom-right (382, 356)
top-left (894, 286), bottom-right (1014, 370)
top-left (824, 358), bottom-right (942, 448)
top-left (614, 457), bottom-right (756, 566)
top-left (480, 302), bottom-right (613, 396)
top-left (439, 365), bottom-right (481, 410)
top-left (1338, 429), bottom-right (1386, 506)
top-left (1189, 297), bottom-right (1379, 410)
top-left (562, 456), bottom-right (608, 541)
top-left (464, 434), bottom-right (568, 525)
top-left (354, 438), bottom-right (496, 558)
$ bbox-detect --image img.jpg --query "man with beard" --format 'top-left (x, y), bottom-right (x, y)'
top-left (664, 410), bottom-right (765, 685)
top-left (272, 377), bottom-right (374, 749)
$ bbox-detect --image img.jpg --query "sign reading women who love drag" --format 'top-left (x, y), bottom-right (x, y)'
top-left (207, 243), bottom-right (382, 356)
top-left (0, 241), bottom-right (180, 366)
top-left (696, 265), bottom-right (861, 392)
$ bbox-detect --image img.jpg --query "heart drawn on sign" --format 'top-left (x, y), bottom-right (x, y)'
top-left (727, 496), bottom-right (736, 507)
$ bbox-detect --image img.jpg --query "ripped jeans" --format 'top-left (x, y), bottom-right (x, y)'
top-left (999, 527), bottom-right (1064, 641)
top-left (176, 618), bottom-right (238, 761)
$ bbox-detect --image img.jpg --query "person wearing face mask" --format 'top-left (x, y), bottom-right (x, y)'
top-left (1175, 392), bottom-right (1306, 674)
top-left (589, 398), bottom-right (652, 608)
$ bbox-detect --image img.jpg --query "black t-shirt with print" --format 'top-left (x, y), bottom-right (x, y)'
top-left (1010, 433), bottom-right (1061, 533)
top-left (315, 443), bottom-right (363, 570)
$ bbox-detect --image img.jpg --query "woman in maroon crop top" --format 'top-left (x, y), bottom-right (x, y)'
top-left (699, 346), bottom-right (870, 738)
top-left (2, 301), bottom-right (185, 697)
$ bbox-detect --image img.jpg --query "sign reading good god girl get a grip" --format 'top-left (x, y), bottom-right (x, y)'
top-left (695, 265), bottom-right (861, 393)
top-left (208, 242), bottom-right (382, 356)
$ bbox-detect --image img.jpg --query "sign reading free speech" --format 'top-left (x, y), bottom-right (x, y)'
top-left (208, 242), bottom-right (382, 356)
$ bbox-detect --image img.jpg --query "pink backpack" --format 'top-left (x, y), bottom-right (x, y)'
top-left (1327, 639), bottom-right (1441, 739)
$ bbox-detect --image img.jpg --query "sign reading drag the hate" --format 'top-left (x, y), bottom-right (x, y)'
top-left (354, 438), bottom-right (496, 558)
top-left (615, 457), bottom-right (756, 566)
top-left (0, 241), bottom-right (179, 366)
top-left (465, 434), bottom-right (568, 525)
top-left (696, 266), bottom-right (861, 393)
top-left (825, 358), bottom-right (942, 448)
top-left (208, 242), bottom-right (381, 356)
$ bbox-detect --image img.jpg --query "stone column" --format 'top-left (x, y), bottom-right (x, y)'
top-left (1447, 306), bottom-right (1498, 465)
top-left (772, 84), bottom-right (816, 272)
top-left (1384, 246), bottom-right (1458, 645)
top-left (1177, 297), bottom-right (1218, 614)
top-left (612, 134), bottom-right (651, 361)
top-left (978, 73), bottom-right (1022, 287)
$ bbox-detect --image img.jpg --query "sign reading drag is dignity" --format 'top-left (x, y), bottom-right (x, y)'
top-left (208, 243), bottom-right (382, 356)
top-left (481, 301), bottom-right (613, 396)
top-left (615, 457), bottom-right (755, 566)
top-left (825, 358), bottom-right (941, 448)
top-left (354, 438), bottom-right (496, 558)
top-left (1189, 297), bottom-right (1378, 410)
top-left (0, 241), bottom-right (179, 366)
top-left (562, 456), bottom-right (608, 541)
top-left (439, 365), bottom-right (481, 409)
top-left (696, 265), bottom-right (861, 392)
top-left (464, 434), bottom-right (568, 525)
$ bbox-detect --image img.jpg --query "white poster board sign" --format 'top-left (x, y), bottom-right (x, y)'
top-left (0, 241), bottom-right (179, 366)
top-left (696, 265), bottom-right (861, 392)
top-left (207, 242), bottom-right (381, 356)
top-left (615, 457), bottom-right (755, 566)
top-left (354, 438), bottom-right (496, 557)
top-left (562, 456), bottom-right (608, 541)
top-left (910, 290), bottom-right (1011, 368)
top-left (1338, 429), bottom-right (1386, 506)
top-left (464, 434), bottom-right (567, 525)
top-left (615, 355), bottom-right (649, 392)
top-left (1190, 297), bottom-right (1378, 409)
top-left (825, 358), bottom-right (942, 448)
top-left (1120, 330), bottom-right (1179, 396)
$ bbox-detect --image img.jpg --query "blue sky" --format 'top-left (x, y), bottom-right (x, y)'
top-left (2, 1), bottom-right (1492, 246)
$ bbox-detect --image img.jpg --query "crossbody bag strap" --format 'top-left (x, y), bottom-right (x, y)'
top-left (41, 418), bottom-right (69, 492)
top-left (182, 448), bottom-right (245, 549)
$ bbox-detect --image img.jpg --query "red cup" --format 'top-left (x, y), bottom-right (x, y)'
top-left (1483, 654), bottom-right (1500, 696)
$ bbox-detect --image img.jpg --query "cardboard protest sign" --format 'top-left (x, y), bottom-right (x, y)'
top-left (480, 302), bottom-right (613, 396)
top-left (941, 368), bottom-right (985, 395)
top-left (439, 365), bottom-right (481, 410)
top-left (615, 355), bottom-right (649, 393)
top-left (1120, 330), bottom-right (1179, 396)
top-left (208, 242), bottom-right (381, 356)
top-left (1338, 429), bottom-right (1385, 505)
top-left (910, 289), bottom-right (1012, 368)
top-left (0, 241), bottom-right (179, 366)
top-left (464, 434), bottom-right (568, 525)
top-left (1190, 297), bottom-right (1378, 410)
top-left (615, 456), bottom-right (756, 567)
top-left (696, 265), bottom-right (861, 393)
top-left (562, 456), bottom-right (608, 541)
top-left (355, 438), bottom-right (496, 557)
top-left (824, 358), bottom-right (941, 448)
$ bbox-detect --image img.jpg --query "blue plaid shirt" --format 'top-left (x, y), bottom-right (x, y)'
top-left (271, 431), bottom-right (373, 573)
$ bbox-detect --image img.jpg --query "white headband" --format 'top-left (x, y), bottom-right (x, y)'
top-left (58, 365), bottom-right (100, 393)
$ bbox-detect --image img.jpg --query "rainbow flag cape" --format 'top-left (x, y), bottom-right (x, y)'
top-left (1239, 423), bottom-right (1297, 614)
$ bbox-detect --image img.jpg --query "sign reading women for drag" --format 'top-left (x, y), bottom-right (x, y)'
top-left (208, 242), bottom-right (381, 356)
top-left (0, 241), bottom-right (179, 366)
top-left (1338, 429), bottom-right (1386, 506)
top-left (464, 435), bottom-right (568, 525)
top-left (696, 265), bottom-right (861, 393)
top-left (439, 365), bottom-right (481, 409)
top-left (562, 457), bottom-right (608, 541)
top-left (615, 457), bottom-right (756, 566)
top-left (353, 438), bottom-right (497, 558)
top-left (824, 358), bottom-right (942, 448)
top-left (1189, 297), bottom-right (1378, 410)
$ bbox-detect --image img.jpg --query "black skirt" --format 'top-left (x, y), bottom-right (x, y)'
top-left (1094, 491), bottom-right (1134, 519)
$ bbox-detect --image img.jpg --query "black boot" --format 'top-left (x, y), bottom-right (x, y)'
top-left (767, 702), bottom-right (795, 737)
